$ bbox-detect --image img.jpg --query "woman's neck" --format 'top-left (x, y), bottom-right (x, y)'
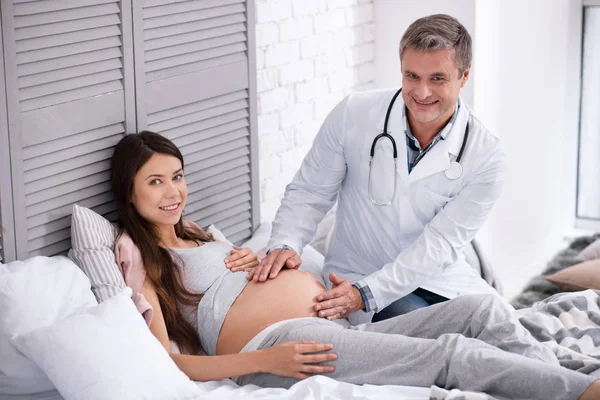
top-left (156, 225), bottom-right (181, 249)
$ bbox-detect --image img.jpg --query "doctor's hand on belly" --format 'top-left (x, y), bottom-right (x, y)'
top-left (246, 248), bottom-right (302, 282)
top-left (314, 273), bottom-right (364, 320)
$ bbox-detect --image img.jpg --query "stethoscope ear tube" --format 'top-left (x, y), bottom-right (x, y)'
top-left (455, 122), bottom-right (469, 164)
top-left (369, 133), bottom-right (397, 158)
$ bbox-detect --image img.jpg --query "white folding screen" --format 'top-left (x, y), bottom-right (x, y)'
top-left (0, 0), bottom-right (259, 262)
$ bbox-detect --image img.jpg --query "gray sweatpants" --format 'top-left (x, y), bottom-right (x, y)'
top-left (236, 294), bottom-right (595, 400)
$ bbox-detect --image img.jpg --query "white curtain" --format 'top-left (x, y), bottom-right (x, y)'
top-left (578, 6), bottom-right (600, 219)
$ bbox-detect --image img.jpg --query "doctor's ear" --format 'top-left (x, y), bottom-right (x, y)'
top-left (460, 64), bottom-right (471, 87)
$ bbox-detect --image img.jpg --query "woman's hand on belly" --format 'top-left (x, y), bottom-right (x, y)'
top-left (224, 247), bottom-right (259, 272)
top-left (257, 341), bottom-right (337, 380)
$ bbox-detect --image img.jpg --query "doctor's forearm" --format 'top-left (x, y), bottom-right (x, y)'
top-left (360, 226), bottom-right (457, 312)
top-left (269, 187), bottom-right (337, 252)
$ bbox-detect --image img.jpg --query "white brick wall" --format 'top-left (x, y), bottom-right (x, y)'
top-left (255, 0), bottom-right (376, 222)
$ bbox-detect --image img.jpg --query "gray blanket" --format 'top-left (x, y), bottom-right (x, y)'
top-left (431, 289), bottom-right (600, 400)
top-left (511, 234), bottom-right (600, 309)
top-left (517, 289), bottom-right (600, 375)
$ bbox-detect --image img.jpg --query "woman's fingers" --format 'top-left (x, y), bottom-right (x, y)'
top-left (297, 343), bottom-right (333, 353)
top-left (296, 343), bottom-right (336, 375)
top-left (230, 259), bottom-right (259, 272)
top-left (267, 341), bottom-right (336, 380)
top-left (225, 247), bottom-right (249, 262)
top-left (300, 364), bottom-right (335, 374)
top-left (228, 255), bottom-right (258, 270)
top-left (225, 247), bottom-right (259, 270)
top-left (294, 372), bottom-right (312, 380)
top-left (301, 352), bottom-right (337, 363)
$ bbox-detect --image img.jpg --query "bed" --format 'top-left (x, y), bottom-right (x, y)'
top-left (0, 219), bottom-right (454, 400)
top-left (4, 215), bottom-right (600, 400)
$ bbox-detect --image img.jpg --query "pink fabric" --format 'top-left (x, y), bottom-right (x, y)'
top-left (114, 232), bottom-right (153, 326)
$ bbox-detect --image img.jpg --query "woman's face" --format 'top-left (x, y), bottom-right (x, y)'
top-left (131, 153), bottom-right (187, 229)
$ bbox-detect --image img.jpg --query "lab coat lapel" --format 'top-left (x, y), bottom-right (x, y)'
top-left (446, 98), bottom-right (470, 158)
top-left (407, 140), bottom-right (451, 183)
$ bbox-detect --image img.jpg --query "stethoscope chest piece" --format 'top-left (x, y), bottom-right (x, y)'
top-left (445, 161), bottom-right (463, 180)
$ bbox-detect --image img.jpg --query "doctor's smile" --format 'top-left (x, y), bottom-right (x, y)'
top-left (413, 99), bottom-right (437, 105)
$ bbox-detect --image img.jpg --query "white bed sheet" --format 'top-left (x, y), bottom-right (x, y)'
top-left (3, 377), bottom-right (431, 400)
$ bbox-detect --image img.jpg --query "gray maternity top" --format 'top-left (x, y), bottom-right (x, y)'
top-left (173, 241), bottom-right (249, 356)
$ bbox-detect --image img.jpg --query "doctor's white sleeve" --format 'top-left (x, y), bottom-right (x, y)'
top-left (356, 144), bottom-right (509, 313)
top-left (267, 96), bottom-right (349, 254)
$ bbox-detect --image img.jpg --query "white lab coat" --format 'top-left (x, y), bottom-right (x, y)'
top-left (267, 89), bottom-right (508, 325)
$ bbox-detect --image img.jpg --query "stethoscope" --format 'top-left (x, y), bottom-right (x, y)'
top-left (368, 88), bottom-right (470, 206)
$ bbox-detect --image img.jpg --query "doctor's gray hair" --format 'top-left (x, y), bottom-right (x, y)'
top-left (399, 14), bottom-right (472, 77)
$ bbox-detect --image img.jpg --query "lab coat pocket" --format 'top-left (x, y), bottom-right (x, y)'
top-left (425, 188), bottom-right (453, 204)
top-left (411, 185), bottom-right (453, 223)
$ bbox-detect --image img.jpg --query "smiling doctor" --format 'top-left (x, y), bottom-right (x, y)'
top-left (249, 14), bottom-right (508, 325)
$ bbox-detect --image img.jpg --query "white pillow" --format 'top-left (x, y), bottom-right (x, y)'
top-left (11, 292), bottom-right (201, 400)
top-left (0, 256), bottom-right (97, 395)
top-left (240, 221), bottom-right (272, 253)
top-left (578, 238), bottom-right (600, 261)
top-left (207, 224), bottom-right (233, 246)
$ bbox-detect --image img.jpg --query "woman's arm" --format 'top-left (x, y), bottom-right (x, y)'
top-left (141, 278), bottom-right (337, 381)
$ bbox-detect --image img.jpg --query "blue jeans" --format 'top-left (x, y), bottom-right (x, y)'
top-left (371, 288), bottom-right (449, 322)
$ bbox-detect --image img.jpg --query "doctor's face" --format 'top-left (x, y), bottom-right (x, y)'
top-left (401, 48), bottom-right (470, 126)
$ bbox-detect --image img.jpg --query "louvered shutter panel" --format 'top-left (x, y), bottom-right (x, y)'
top-left (134, 0), bottom-right (259, 244)
top-left (3, 0), bottom-right (136, 259)
top-left (0, 12), bottom-right (14, 263)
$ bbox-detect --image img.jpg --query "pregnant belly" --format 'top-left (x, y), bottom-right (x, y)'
top-left (216, 269), bottom-right (326, 355)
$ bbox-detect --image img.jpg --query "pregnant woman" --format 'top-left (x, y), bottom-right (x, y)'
top-left (110, 131), bottom-right (599, 400)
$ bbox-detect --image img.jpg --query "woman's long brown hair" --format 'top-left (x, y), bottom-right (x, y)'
top-left (111, 131), bottom-right (214, 355)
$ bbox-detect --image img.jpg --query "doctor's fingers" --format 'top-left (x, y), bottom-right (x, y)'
top-left (268, 251), bottom-right (301, 279)
top-left (254, 250), bottom-right (297, 281)
top-left (316, 304), bottom-right (347, 319)
top-left (317, 282), bottom-right (351, 302)
top-left (246, 262), bottom-right (267, 281)
top-left (285, 253), bottom-right (302, 269)
top-left (247, 257), bottom-right (280, 282)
